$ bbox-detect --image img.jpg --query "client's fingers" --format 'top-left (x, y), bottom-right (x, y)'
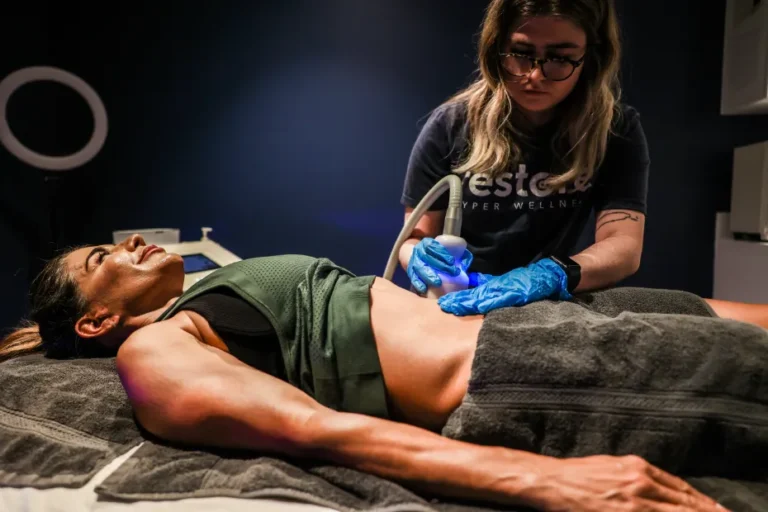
top-left (634, 497), bottom-right (723, 512)
top-left (640, 481), bottom-right (721, 510)
top-left (644, 467), bottom-right (724, 511)
top-left (647, 465), bottom-right (698, 497)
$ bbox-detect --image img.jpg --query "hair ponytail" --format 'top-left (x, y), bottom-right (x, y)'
top-left (0, 249), bottom-right (89, 363)
top-left (0, 322), bottom-right (44, 362)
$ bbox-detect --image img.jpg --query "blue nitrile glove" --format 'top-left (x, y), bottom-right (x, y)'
top-left (468, 271), bottom-right (493, 288)
top-left (407, 237), bottom-right (474, 295)
top-left (438, 258), bottom-right (572, 316)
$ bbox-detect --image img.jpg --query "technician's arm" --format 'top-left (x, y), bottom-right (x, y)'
top-left (571, 209), bottom-right (646, 292)
top-left (397, 207), bottom-right (445, 270)
top-left (116, 320), bottom-right (719, 512)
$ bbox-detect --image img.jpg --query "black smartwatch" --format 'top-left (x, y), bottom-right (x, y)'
top-left (549, 255), bottom-right (581, 293)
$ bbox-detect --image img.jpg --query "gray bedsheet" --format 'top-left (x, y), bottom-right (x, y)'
top-left (1, 287), bottom-right (767, 511)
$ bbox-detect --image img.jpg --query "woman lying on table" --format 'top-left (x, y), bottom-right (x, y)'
top-left (4, 234), bottom-right (766, 511)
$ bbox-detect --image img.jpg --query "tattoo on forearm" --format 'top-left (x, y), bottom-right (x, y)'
top-left (596, 211), bottom-right (640, 232)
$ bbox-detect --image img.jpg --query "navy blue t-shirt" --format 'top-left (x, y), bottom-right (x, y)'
top-left (400, 101), bottom-right (650, 275)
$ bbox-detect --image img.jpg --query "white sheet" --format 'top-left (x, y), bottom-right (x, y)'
top-left (0, 443), bottom-right (339, 512)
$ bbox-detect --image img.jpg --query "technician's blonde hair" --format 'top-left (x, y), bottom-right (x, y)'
top-left (449, 0), bottom-right (622, 190)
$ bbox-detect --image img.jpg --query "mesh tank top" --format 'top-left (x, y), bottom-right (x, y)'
top-left (155, 255), bottom-right (389, 418)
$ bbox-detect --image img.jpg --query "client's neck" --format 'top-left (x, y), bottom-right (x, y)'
top-left (120, 296), bottom-right (181, 334)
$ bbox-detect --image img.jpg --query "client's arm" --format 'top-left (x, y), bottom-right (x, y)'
top-left (116, 320), bottom-right (722, 512)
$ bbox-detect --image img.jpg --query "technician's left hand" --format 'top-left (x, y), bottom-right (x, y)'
top-left (438, 258), bottom-right (572, 316)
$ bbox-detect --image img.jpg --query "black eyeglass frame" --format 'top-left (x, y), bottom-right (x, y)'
top-left (498, 52), bottom-right (586, 81)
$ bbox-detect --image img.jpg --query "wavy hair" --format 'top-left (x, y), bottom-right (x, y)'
top-left (449, 0), bottom-right (622, 190)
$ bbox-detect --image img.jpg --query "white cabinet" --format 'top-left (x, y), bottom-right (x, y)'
top-left (721, 0), bottom-right (768, 115)
top-left (713, 212), bottom-right (768, 303)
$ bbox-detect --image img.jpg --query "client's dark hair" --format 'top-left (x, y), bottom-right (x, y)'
top-left (0, 251), bottom-right (91, 362)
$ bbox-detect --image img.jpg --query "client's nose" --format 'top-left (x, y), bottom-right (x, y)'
top-left (125, 234), bottom-right (146, 251)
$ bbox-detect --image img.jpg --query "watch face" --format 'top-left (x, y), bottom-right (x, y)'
top-left (560, 256), bottom-right (579, 269)
top-left (551, 256), bottom-right (580, 292)
top-left (552, 256), bottom-right (574, 269)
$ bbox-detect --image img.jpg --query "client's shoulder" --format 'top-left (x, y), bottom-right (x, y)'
top-left (118, 313), bottom-right (197, 364)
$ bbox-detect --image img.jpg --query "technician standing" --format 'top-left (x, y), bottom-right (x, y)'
top-left (399, 0), bottom-right (649, 315)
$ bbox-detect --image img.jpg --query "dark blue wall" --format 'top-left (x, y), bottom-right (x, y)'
top-left (2, 1), bottom-right (768, 333)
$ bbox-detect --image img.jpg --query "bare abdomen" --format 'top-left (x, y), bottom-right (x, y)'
top-left (368, 278), bottom-right (483, 431)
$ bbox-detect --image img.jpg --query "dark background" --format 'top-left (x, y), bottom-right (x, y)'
top-left (2, 0), bottom-right (768, 332)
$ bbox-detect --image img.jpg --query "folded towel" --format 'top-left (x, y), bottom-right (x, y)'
top-left (442, 289), bottom-right (768, 480)
top-left (0, 354), bottom-right (142, 488)
top-left (573, 287), bottom-right (718, 318)
top-left (96, 440), bottom-right (515, 512)
top-left (92, 439), bottom-right (768, 512)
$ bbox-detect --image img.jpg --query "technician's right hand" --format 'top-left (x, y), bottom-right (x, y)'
top-left (532, 454), bottom-right (726, 512)
top-left (407, 238), bottom-right (472, 295)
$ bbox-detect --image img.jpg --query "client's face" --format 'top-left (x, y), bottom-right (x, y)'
top-left (65, 234), bottom-right (184, 340)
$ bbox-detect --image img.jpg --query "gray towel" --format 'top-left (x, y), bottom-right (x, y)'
top-left (91, 440), bottom-right (768, 511)
top-left (572, 287), bottom-right (718, 318)
top-left (91, 441), bottom-right (768, 512)
top-left (0, 354), bottom-right (142, 488)
top-left (94, 441), bottom-right (513, 511)
top-left (442, 288), bottom-right (768, 480)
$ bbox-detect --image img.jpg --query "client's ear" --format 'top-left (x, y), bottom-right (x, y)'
top-left (75, 307), bottom-right (121, 339)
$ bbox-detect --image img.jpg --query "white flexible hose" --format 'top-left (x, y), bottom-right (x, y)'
top-left (382, 174), bottom-right (463, 281)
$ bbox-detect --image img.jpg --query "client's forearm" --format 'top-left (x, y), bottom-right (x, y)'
top-left (156, 396), bottom-right (544, 507)
top-left (304, 410), bottom-right (544, 507)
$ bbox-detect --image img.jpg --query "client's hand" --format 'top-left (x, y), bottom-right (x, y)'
top-left (534, 454), bottom-right (725, 512)
top-left (407, 238), bottom-right (473, 295)
top-left (438, 258), bottom-right (571, 316)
